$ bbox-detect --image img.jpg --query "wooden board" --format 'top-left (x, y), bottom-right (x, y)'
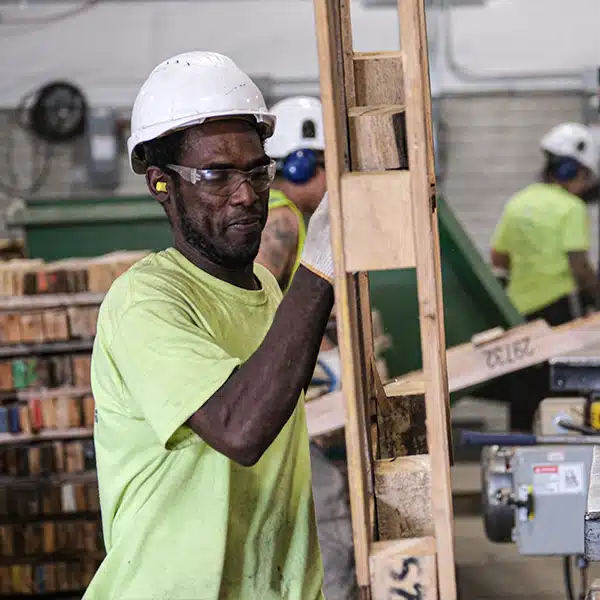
top-left (353, 52), bottom-right (405, 107)
top-left (313, 0), bottom-right (455, 596)
top-left (306, 390), bottom-right (345, 439)
top-left (386, 313), bottom-right (600, 397)
top-left (341, 171), bottom-right (415, 271)
top-left (348, 106), bottom-right (407, 171)
top-left (587, 580), bottom-right (600, 600)
top-left (369, 537), bottom-right (437, 600)
top-left (313, 0), bottom-right (374, 591)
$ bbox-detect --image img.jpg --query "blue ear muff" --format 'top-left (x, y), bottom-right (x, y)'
top-left (282, 149), bottom-right (318, 184)
top-left (554, 157), bottom-right (580, 182)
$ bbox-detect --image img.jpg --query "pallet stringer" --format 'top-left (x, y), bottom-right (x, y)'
top-left (312, 0), bottom-right (457, 598)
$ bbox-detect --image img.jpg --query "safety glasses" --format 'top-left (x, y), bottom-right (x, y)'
top-left (166, 160), bottom-right (277, 197)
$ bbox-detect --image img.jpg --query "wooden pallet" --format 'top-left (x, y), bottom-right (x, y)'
top-left (312, 0), bottom-right (456, 598)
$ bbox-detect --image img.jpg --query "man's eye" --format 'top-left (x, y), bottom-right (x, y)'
top-left (202, 171), bottom-right (229, 184)
top-left (249, 167), bottom-right (269, 179)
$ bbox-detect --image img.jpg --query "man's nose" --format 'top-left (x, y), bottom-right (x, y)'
top-left (230, 179), bottom-right (258, 206)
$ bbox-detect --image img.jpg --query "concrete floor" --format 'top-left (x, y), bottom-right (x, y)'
top-left (455, 515), bottom-right (600, 600)
top-left (452, 397), bottom-right (600, 600)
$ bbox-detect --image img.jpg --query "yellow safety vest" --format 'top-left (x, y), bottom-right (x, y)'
top-left (268, 189), bottom-right (307, 291)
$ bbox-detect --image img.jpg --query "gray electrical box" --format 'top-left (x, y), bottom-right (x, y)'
top-left (513, 446), bottom-right (593, 556)
top-left (84, 107), bottom-right (121, 191)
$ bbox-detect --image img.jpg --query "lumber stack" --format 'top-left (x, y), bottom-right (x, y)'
top-left (0, 250), bottom-right (147, 596)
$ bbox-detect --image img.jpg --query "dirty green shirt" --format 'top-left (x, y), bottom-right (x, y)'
top-left (84, 248), bottom-right (324, 600)
top-left (492, 183), bottom-right (589, 315)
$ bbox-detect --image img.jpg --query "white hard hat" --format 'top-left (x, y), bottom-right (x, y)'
top-left (127, 51), bottom-right (276, 174)
top-left (265, 96), bottom-right (325, 159)
top-left (540, 122), bottom-right (600, 177)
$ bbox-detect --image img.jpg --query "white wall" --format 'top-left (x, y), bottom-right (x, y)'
top-left (0, 0), bottom-right (599, 108)
top-left (0, 0), bottom-right (399, 108)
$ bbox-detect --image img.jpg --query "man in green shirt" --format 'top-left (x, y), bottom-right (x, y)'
top-left (491, 122), bottom-right (600, 430)
top-left (84, 51), bottom-right (334, 600)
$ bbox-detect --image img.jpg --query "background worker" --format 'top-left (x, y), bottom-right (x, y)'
top-left (257, 95), bottom-right (337, 361)
top-left (257, 96), bottom-right (356, 600)
top-left (256, 96), bottom-right (327, 291)
top-left (490, 122), bottom-right (600, 431)
top-left (85, 51), bottom-right (335, 600)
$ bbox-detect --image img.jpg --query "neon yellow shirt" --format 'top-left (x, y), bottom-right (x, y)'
top-left (84, 247), bottom-right (324, 600)
top-left (269, 190), bottom-right (307, 291)
top-left (492, 182), bottom-right (590, 315)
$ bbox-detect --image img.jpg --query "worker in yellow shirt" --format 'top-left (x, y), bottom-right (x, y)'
top-left (257, 96), bottom-right (356, 600)
top-left (84, 51), bottom-right (335, 600)
top-left (256, 96), bottom-right (327, 291)
top-left (491, 122), bottom-right (600, 431)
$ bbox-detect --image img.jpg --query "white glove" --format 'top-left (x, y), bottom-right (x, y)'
top-left (300, 193), bottom-right (334, 283)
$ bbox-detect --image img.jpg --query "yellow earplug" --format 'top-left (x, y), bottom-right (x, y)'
top-left (156, 182), bottom-right (167, 192)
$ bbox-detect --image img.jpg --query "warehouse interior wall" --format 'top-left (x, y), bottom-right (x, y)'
top-left (1, 0), bottom-right (600, 107)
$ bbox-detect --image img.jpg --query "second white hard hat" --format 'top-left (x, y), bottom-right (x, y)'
top-left (127, 51), bottom-right (276, 174)
top-left (265, 96), bottom-right (325, 159)
top-left (540, 122), bottom-right (600, 178)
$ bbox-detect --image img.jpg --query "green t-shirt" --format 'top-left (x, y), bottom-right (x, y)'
top-left (492, 183), bottom-right (590, 315)
top-left (83, 248), bottom-right (324, 600)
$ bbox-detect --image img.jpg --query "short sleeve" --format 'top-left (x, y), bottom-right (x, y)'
top-left (562, 202), bottom-right (589, 252)
top-left (491, 209), bottom-right (510, 253)
top-left (107, 299), bottom-right (241, 449)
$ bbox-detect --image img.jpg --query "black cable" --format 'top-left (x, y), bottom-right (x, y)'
top-left (564, 555), bottom-right (589, 600)
top-left (564, 555), bottom-right (575, 600)
top-left (577, 555), bottom-right (588, 600)
top-left (557, 419), bottom-right (600, 436)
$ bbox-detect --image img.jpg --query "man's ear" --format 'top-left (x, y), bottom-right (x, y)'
top-left (146, 167), bottom-right (172, 205)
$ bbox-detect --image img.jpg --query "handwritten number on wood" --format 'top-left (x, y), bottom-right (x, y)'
top-left (389, 557), bottom-right (424, 599)
top-left (482, 336), bottom-right (534, 371)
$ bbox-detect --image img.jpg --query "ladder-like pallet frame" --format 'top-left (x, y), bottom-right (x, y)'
top-left (312, 0), bottom-right (457, 598)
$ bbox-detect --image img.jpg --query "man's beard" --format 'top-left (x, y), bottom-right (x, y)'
top-left (174, 189), bottom-right (262, 269)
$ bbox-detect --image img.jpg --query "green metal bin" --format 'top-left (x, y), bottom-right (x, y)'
top-left (7, 195), bottom-right (172, 261)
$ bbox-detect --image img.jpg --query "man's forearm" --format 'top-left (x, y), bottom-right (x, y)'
top-left (188, 265), bottom-right (334, 465)
top-left (577, 268), bottom-right (600, 308)
top-left (570, 252), bottom-right (600, 308)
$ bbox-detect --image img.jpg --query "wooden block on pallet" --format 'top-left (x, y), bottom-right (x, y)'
top-left (86, 261), bottom-right (114, 294)
top-left (72, 355), bottom-right (92, 387)
top-left (353, 52), bottom-right (404, 107)
top-left (377, 389), bottom-right (427, 460)
top-left (83, 395), bottom-right (96, 428)
top-left (375, 455), bottom-right (432, 540)
top-left (0, 361), bottom-right (13, 391)
top-left (43, 309), bottom-right (70, 342)
top-left (341, 171), bottom-right (415, 272)
top-left (68, 306), bottom-right (88, 338)
top-left (87, 250), bottom-right (148, 293)
top-left (41, 258), bottom-right (89, 294)
top-left (0, 313), bottom-right (22, 344)
top-left (0, 259), bottom-right (44, 297)
top-left (86, 306), bottom-right (99, 337)
top-left (370, 537), bottom-right (437, 600)
top-left (19, 312), bottom-right (45, 343)
top-left (348, 106), bottom-right (407, 171)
